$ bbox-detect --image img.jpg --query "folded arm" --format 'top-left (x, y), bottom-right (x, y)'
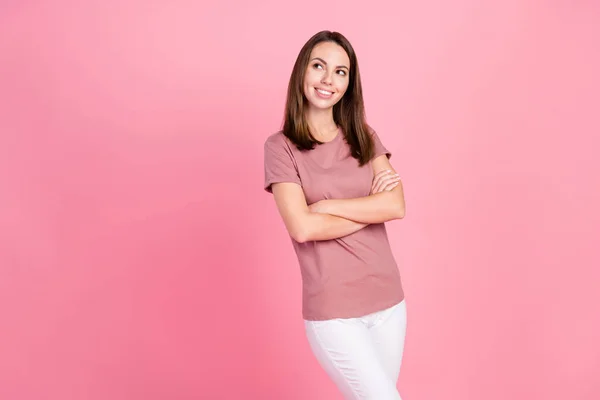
top-left (310, 155), bottom-right (406, 224)
top-left (271, 182), bottom-right (369, 243)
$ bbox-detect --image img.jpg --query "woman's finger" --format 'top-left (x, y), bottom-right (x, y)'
top-left (374, 174), bottom-right (400, 193)
top-left (371, 170), bottom-right (392, 192)
top-left (385, 182), bottom-right (400, 191)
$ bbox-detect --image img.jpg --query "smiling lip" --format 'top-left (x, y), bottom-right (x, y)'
top-left (315, 87), bottom-right (334, 98)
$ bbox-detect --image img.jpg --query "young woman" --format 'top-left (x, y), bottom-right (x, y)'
top-left (263, 30), bottom-right (407, 400)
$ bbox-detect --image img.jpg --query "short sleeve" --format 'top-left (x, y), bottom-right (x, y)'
top-left (372, 130), bottom-right (392, 160)
top-left (263, 133), bottom-right (302, 193)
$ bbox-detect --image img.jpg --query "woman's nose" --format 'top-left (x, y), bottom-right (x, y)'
top-left (321, 73), bottom-right (333, 85)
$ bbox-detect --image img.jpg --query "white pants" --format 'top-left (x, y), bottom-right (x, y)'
top-left (304, 300), bottom-right (407, 400)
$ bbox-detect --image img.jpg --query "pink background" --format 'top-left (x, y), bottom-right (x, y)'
top-left (1, 1), bottom-right (599, 399)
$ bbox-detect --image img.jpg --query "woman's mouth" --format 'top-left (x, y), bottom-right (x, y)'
top-left (315, 88), bottom-right (334, 99)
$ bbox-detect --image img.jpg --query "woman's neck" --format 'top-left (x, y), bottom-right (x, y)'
top-left (306, 107), bottom-right (338, 141)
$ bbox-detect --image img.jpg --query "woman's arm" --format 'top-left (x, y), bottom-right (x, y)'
top-left (310, 155), bottom-right (406, 224)
top-left (271, 182), bottom-right (369, 243)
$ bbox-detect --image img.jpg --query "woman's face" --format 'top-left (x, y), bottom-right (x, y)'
top-left (303, 41), bottom-right (350, 111)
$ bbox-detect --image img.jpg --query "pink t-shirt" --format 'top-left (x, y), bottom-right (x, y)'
top-left (263, 128), bottom-right (404, 321)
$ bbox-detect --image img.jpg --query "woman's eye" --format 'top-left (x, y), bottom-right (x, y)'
top-left (313, 63), bottom-right (323, 69)
top-left (337, 70), bottom-right (347, 76)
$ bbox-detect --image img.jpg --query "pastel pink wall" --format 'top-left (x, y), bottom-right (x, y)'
top-left (1, 1), bottom-right (598, 399)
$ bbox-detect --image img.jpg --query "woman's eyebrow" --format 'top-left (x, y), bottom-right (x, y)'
top-left (310, 57), bottom-right (349, 70)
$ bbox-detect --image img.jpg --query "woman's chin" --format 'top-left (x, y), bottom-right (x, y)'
top-left (306, 98), bottom-right (338, 111)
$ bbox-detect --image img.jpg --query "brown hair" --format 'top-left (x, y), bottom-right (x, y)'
top-left (282, 30), bottom-right (375, 166)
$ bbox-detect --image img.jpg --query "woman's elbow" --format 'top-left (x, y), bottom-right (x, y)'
top-left (291, 229), bottom-right (308, 243)
top-left (384, 191), bottom-right (405, 220)
top-left (290, 222), bottom-right (311, 243)
top-left (396, 204), bottom-right (406, 219)
top-left (392, 196), bottom-right (406, 219)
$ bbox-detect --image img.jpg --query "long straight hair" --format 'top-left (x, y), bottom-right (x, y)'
top-left (282, 30), bottom-right (375, 166)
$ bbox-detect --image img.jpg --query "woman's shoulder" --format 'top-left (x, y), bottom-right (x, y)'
top-left (265, 130), bottom-right (285, 143)
top-left (264, 130), bottom-right (294, 150)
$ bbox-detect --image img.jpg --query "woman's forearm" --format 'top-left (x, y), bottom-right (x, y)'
top-left (295, 212), bottom-right (368, 243)
top-left (319, 184), bottom-right (405, 224)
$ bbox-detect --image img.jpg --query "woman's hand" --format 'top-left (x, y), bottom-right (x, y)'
top-left (371, 170), bottom-right (401, 194)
